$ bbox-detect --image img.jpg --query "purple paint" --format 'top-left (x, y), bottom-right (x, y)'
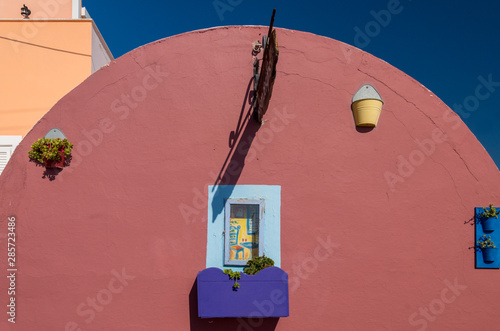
top-left (197, 267), bottom-right (289, 318)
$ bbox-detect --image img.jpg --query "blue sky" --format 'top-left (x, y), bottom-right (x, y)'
top-left (84, 0), bottom-right (500, 168)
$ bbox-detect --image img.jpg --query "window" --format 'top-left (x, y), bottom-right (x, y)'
top-left (0, 136), bottom-right (22, 175)
top-left (206, 185), bottom-right (281, 272)
top-left (224, 199), bottom-right (263, 266)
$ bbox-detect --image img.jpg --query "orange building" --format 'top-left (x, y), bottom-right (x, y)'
top-left (0, 0), bottom-right (112, 173)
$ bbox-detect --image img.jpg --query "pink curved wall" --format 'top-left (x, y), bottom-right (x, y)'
top-left (1, 26), bottom-right (499, 330)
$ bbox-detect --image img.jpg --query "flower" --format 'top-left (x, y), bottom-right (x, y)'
top-left (28, 138), bottom-right (73, 164)
top-left (477, 235), bottom-right (496, 249)
top-left (481, 204), bottom-right (500, 219)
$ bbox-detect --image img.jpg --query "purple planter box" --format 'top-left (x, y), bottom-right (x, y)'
top-left (197, 267), bottom-right (289, 318)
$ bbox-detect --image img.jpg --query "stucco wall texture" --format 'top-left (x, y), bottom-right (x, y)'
top-left (1, 26), bottom-right (499, 330)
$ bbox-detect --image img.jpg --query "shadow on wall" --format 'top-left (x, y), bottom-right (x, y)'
top-left (29, 155), bottom-right (74, 181)
top-left (355, 126), bottom-right (375, 133)
top-left (189, 279), bottom-right (279, 331)
top-left (196, 76), bottom-right (277, 330)
top-left (210, 76), bottom-right (261, 222)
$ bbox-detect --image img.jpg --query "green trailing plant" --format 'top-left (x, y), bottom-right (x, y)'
top-left (481, 204), bottom-right (500, 219)
top-left (28, 138), bottom-right (73, 164)
top-left (223, 269), bottom-right (241, 290)
top-left (222, 256), bottom-right (275, 290)
top-left (477, 235), bottom-right (496, 249)
top-left (243, 255), bottom-right (275, 276)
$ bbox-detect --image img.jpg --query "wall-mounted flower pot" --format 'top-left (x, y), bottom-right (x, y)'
top-left (475, 207), bottom-right (500, 268)
top-left (197, 267), bottom-right (289, 318)
top-left (351, 85), bottom-right (384, 127)
top-left (352, 99), bottom-right (383, 127)
top-left (482, 247), bottom-right (498, 263)
top-left (29, 134), bottom-right (73, 170)
top-left (481, 217), bottom-right (496, 232)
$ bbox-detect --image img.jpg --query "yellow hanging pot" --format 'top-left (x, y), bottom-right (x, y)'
top-left (352, 85), bottom-right (384, 127)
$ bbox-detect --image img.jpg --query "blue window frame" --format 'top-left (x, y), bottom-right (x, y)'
top-left (206, 185), bottom-right (281, 272)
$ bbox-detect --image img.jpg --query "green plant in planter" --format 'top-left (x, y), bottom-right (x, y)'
top-left (481, 204), bottom-right (500, 219)
top-left (223, 269), bottom-right (241, 290)
top-left (243, 255), bottom-right (275, 275)
top-left (223, 256), bottom-right (275, 290)
top-left (28, 138), bottom-right (73, 164)
top-left (477, 235), bottom-right (496, 249)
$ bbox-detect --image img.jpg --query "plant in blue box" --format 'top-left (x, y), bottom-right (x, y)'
top-left (243, 255), bottom-right (275, 275)
top-left (223, 255), bottom-right (275, 290)
top-left (223, 269), bottom-right (241, 290)
top-left (477, 235), bottom-right (498, 263)
top-left (480, 204), bottom-right (500, 232)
